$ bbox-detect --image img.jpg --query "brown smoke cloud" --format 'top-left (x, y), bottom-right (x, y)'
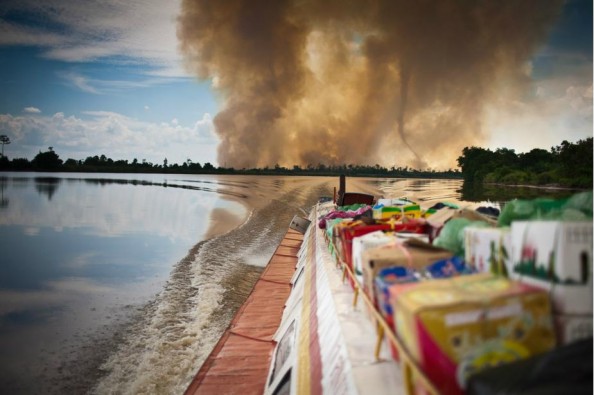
top-left (178, 0), bottom-right (562, 170)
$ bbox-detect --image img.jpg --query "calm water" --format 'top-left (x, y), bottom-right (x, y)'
top-left (0, 173), bottom-right (575, 394)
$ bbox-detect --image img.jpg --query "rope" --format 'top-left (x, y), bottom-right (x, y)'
top-left (229, 330), bottom-right (277, 343)
top-left (259, 278), bottom-right (291, 286)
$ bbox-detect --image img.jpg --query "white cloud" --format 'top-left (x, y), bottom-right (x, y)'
top-left (0, 111), bottom-right (219, 165)
top-left (485, 80), bottom-right (593, 153)
top-left (565, 85), bottom-right (593, 116)
top-left (193, 113), bottom-right (217, 140)
top-left (60, 72), bottom-right (100, 94)
top-left (58, 70), bottom-right (182, 94)
top-left (23, 107), bottom-right (41, 113)
top-left (0, 0), bottom-right (187, 77)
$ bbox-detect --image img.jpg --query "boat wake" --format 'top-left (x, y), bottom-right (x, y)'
top-left (89, 177), bottom-right (334, 395)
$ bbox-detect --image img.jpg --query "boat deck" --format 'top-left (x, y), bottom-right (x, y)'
top-left (185, 229), bottom-right (303, 395)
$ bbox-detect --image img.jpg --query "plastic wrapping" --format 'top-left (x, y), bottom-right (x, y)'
top-left (498, 191), bottom-right (593, 226)
top-left (433, 218), bottom-right (490, 256)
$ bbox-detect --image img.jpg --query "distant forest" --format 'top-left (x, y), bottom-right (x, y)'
top-left (0, 138), bottom-right (591, 188)
top-left (0, 147), bottom-right (460, 179)
top-left (457, 138), bottom-right (592, 188)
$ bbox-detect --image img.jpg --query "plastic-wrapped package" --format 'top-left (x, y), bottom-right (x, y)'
top-left (433, 218), bottom-right (490, 256)
top-left (498, 191), bottom-right (593, 226)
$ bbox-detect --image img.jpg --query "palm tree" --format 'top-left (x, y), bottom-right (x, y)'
top-left (0, 135), bottom-right (10, 157)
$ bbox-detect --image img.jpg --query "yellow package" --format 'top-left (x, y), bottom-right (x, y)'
top-left (372, 203), bottom-right (421, 221)
top-left (392, 273), bottom-right (556, 395)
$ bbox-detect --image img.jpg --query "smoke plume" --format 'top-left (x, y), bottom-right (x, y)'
top-left (178, 0), bottom-right (562, 169)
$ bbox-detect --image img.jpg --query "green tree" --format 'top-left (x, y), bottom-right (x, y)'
top-left (553, 138), bottom-right (593, 186)
top-left (32, 148), bottom-right (63, 170)
top-left (64, 158), bottom-right (79, 167)
top-left (518, 148), bottom-right (553, 173)
top-left (457, 146), bottom-right (496, 183)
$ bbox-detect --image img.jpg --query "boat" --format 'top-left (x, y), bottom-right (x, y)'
top-left (185, 177), bottom-right (593, 395)
top-left (184, 226), bottom-right (304, 394)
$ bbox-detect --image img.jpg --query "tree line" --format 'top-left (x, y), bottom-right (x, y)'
top-left (0, 146), bottom-right (461, 178)
top-left (457, 138), bottom-right (593, 188)
top-left (1, 137), bottom-right (591, 186)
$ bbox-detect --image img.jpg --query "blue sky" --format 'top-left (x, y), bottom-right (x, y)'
top-left (482, 0), bottom-right (592, 156)
top-left (0, 0), bottom-right (220, 166)
top-left (0, 0), bottom-right (592, 168)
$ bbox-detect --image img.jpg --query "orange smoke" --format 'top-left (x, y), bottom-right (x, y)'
top-left (178, 0), bottom-right (562, 170)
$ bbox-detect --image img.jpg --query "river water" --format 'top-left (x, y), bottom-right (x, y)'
top-left (0, 173), bottom-right (574, 394)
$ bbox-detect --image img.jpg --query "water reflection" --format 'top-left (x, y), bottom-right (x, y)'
top-left (362, 177), bottom-right (580, 211)
top-left (1, 177), bottom-right (246, 241)
top-left (362, 178), bottom-right (466, 206)
top-left (34, 177), bottom-right (62, 200)
top-left (0, 177), bottom-right (7, 208)
top-left (72, 177), bottom-right (252, 200)
top-left (0, 172), bottom-right (249, 394)
top-left (459, 181), bottom-right (578, 203)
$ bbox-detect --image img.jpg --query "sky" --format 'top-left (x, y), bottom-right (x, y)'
top-left (0, 0), bottom-right (592, 169)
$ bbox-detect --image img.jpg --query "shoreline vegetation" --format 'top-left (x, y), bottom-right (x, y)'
top-left (0, 138), bottom-right (591, 189)
top-left (457, 138), bottom-right (592, 189)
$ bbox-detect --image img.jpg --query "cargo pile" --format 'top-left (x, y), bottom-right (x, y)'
top-left (317, 191), bottom-right (593, 395)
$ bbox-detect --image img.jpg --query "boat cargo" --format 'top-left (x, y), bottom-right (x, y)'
top-left (186, 181), bottom-right (593, 395)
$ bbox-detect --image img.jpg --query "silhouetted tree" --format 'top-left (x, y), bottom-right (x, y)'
top-left (32, 148), bottom-right (63, 170)
top-left (0, 135), bottom-right (10, 157)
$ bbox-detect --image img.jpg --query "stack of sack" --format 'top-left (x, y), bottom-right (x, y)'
top-left (317, 191), bottom-right (593, 395)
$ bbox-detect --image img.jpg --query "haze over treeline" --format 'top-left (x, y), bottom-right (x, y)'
top-left (178, 0), bottom-right (564, 170)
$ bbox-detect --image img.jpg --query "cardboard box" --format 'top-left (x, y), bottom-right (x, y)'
top-left (427, 208), bottom-right (498, 228)
top-left (352, 230), bottom-right (397, 284)
top-left (339, 221), bottom-right (429, 287)
top-left (425, 256), bottom-right (471, 279)
top-left (464, 227), bottom-right (512, 276)
top-left (394, 232), bottom-right (430, 244)
top-left (376, 198), bottom-right (414, 206)
top-left (376, 277), bottom-right (420, 362)
top-left (510, 221), bottom-right (593, 315)
top-left (392, 273), bottom-right (556, 395)
top-left (374, 266), bottom-right (417, 325)
top-left (341, 222), bottom-right (396, 267)
top-left (373, 203), bottom-right (421, 221)
top-left (361, 239), bottom-right (453, 303)
top-left (554, 313), bottom-right (593, 346)
top-left (338, 221), bottom-right (398, 288)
